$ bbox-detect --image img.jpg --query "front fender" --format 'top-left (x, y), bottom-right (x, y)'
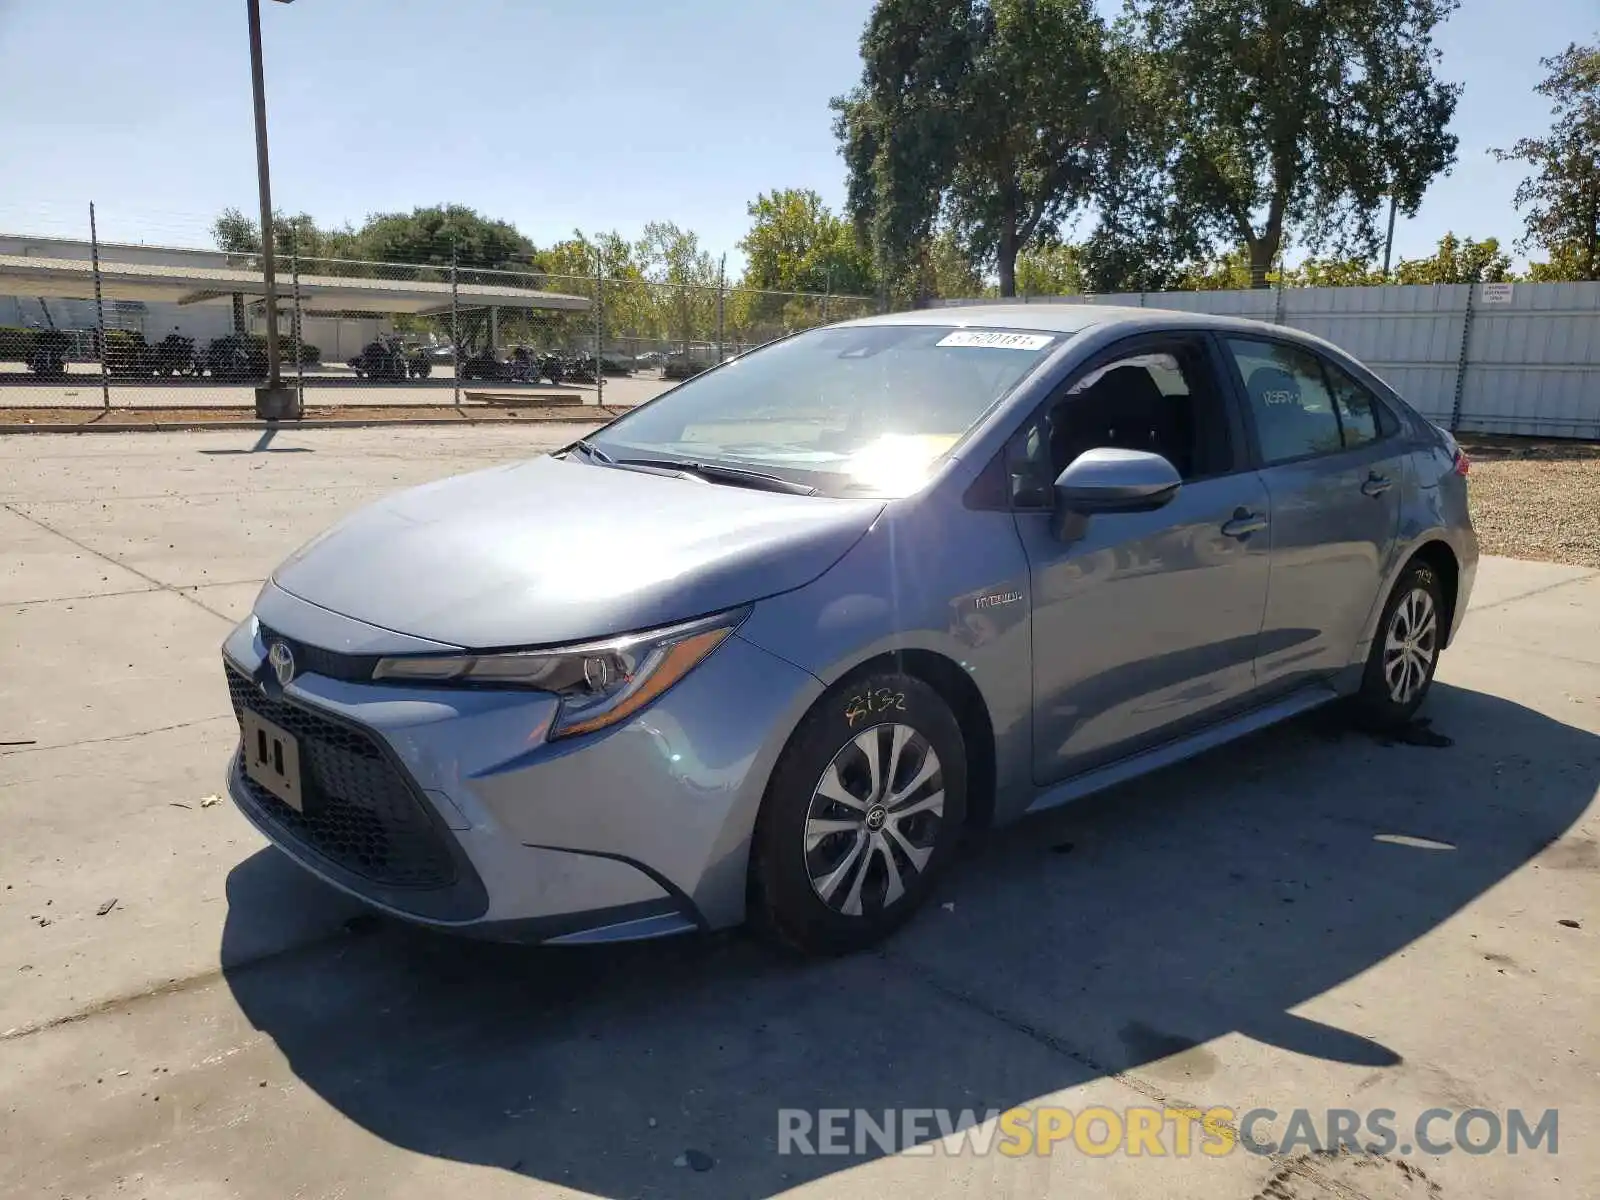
top-left (738, 489), bottom-right (1036, 818)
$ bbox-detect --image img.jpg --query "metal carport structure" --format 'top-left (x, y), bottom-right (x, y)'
top-left (0, 254), bottom-right (590, 316)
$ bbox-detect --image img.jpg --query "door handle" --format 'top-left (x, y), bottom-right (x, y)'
top-left (1361, 472), bottom-right (1393, 497)
top-left (1221, 509), bottom-right (1268, 539)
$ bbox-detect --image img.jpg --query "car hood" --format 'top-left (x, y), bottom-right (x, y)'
top-left (271, 454), bottom-right (884, 648)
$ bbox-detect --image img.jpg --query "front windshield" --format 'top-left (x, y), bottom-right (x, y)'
top-left (589, 324), bottom-right (1060, 496)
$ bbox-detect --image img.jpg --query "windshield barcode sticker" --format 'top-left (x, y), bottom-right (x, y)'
top-left (936, 330), bottom-right (1054, 351)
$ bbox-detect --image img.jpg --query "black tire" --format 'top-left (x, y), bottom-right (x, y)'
top-left (750, 670), bottom-right (967, 956)
top-left (1353, 560), bottom-right (1446, 730)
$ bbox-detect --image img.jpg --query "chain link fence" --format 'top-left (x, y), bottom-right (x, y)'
top-left (0, 215), bottom-right (879, 416)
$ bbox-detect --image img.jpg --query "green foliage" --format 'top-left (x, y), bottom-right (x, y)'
top-left (1014, 242), bottom-right (1086, 296)
top-left (1115, 0), bottom-right (1461, 286)
top-left (1172, 246), bottom-right (1256, 291)
top-left (353, 205), bottom-right (533, 269)
top-left (1075, 34), bottom-right (1207, 292)
top-left (534, 229), bottom-right (652, 349)
top-left (1392, 232), bottom-right (1512, 285)
top-left (103, 329), bottom-right (151, 376)
top-left (1491, 41), bottom-right (1600, 282)
top-left (210, 208), bottom-right (259, 255)
top-left (1286, 257), bottom-right (1388, 289)
top-left (739, 189), bottom-right (876, 298)
top-left (835, 0), bottom-right (1111, 296)
top-left (211, 205), bottom-right (531, 270)
top-left (210, 207), bottom-right (356, 260)
top-left (638, 220), bottom-right (723, 350)
top-left (1526, 242), bottom-right (1598, 282)
top-left (0, 326), bottom-right (36, 361)
top-left (925, 230), bottom-right (991, 300)
top-left (737, 189), bottom-right (877, 333)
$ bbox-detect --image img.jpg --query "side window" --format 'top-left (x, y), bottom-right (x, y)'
top-left (1324, 366), bottom-right (1401, 448)
top-left (1006, 340), bottom-right (1233, 505)
top-left (1325, 361), bottom-right (1397, 446)
top-left (1225, 338), bottom-right (1344, 464)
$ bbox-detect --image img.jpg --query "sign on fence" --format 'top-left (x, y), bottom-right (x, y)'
top-left (1479, 282), bottom-right (1514, 305)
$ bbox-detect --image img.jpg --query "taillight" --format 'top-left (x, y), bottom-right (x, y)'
top-left (1454, 448), bottom-right (1470, 477)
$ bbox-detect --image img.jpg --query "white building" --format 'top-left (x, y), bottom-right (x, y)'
top-left (3, 234), bottom-right (390, 362)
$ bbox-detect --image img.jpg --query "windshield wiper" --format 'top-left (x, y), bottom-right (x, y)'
top-left (610, 456), bottom-right (817, 496)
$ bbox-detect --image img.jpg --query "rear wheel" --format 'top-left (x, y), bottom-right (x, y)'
top-left (750, 671), bottom-right (966, 955)
top-left (1353, 561), bottom-right (1446, 729)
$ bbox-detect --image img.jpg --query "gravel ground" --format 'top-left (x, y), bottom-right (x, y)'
top-left (1461, 435), bottom-right (1600, 569)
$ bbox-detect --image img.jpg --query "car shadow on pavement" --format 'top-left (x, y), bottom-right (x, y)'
top-left (221, 682), bottom-right (1599, 1197)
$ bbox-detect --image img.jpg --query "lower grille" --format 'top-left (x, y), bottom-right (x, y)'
top-left (225, 664), bottom-right (457, 889)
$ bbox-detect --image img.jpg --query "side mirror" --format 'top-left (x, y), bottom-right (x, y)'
top-left (1053, 447), bottom-right (1181, 515)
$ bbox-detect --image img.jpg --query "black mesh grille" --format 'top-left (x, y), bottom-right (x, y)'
top-left (226, 663), bottom-right (457, 889)
top-left (257, 624), bottom-right (378, 683)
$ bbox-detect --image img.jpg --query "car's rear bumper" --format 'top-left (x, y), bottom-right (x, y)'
top-left (221, 582), bottom-right (823, 943)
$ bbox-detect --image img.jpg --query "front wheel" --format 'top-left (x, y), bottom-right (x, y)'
top-left (750, 671), bottom-right (966, 955)
top-left (1353, 561), bottom-right (1446, 730)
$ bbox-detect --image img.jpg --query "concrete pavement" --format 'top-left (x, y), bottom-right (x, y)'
top-left (1, 424), bottom-right (1596, 1199)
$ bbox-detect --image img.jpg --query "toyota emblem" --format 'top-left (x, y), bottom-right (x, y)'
top-left (268, 641), bottom-right (296, 688)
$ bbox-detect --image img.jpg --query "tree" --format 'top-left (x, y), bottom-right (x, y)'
top-left (1492, 41), bottom-right (1600, 282)
top-left (211, 207), bottom-right (259, 255)
top-left (638, 221), bottom-right (722, 350)
top-left (1075, 34), bottom-right (1210, 292)
top-left (1392, 232), bottom-right (1512, 285)
top-left (211, 204), bottom-right (532, 272)
top-left (1014, 242), bottom-right (1086, 296)
top-left (834, 0), bottom-right (1111, 297)
top-left (925, 230), bottom-right (990, 300)
top-left (1526, 241), bottom-right (1599, 282)
top-left (1287, 255), bottom-right (1387, 288)
top-left (1121, 0), bottom-right (1461, 287)
top-left (738, 189), bottom-right (878, 333)
top-left (739, 188), bottom-right (876, 297)
top-left (1172, 246), bottom-right (1255, 291)
top-left (513, 230), bottom-right (660, 351)
top-left (352, 205), bottom-right (534, 271)
top-left (209, 207), bottom-right (354, 261)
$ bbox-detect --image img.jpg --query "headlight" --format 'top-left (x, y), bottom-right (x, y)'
top-left (372, 608), bottom-right (749, 739)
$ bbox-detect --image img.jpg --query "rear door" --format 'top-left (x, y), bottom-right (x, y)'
top-left (1010, 332), bottom-right (1272, 785)
top-left (1220, 336), bottom-right (1405, 692)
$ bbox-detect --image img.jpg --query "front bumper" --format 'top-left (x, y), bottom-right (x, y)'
top-left (222, 582), bottom-right (824, 942)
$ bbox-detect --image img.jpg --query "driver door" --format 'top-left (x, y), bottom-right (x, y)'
top-left (1010, 333), bottom-right (1272, 785)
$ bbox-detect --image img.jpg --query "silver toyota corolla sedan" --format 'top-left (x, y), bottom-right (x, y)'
top-left (222, 305), bottom-right (1477, 954)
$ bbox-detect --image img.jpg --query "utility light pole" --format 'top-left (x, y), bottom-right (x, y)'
top-left (248, 0), bottom-right (300, 420)
top-left (1382, 192), bottom-right (1399, 280)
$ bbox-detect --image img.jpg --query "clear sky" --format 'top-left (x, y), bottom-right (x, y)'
top-left (0, 0), bottom-right (1594, 269)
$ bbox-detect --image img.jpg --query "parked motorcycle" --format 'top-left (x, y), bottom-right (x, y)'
top-left (460, 351), bottom-right (510, 381)
top-left (564, 351), bottom-right (600, 384)
top-left (203, 334), bottom-right (269, 382)
top-left (105, 331), bottom-right (155, 378)
top-left (347, 338), bottom-right (409, 382)
top-left (27, 329), bottom-right (70, 380)
top-left (151, 332), bottom-right (198, 378)
top-left (507, 345), bottom-right (541, 383)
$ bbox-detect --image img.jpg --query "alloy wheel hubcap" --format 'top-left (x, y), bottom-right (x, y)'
top-left (1383, 587), bottom-right (1438, 705)
top-left (804, 723), bottom-right (944, 917)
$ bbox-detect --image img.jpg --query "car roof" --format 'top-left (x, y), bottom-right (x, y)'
top-left (837, 302), bottom-right (1337, 348)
